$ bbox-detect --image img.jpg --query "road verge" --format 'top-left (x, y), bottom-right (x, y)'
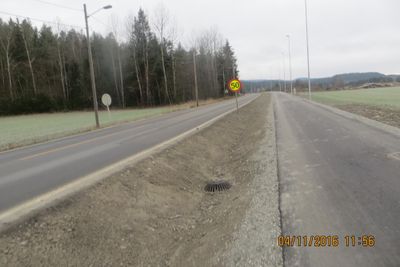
top-left (301, 95), bottom-right (400, 137)
top-left (0, 96), bottom-right (258, 234)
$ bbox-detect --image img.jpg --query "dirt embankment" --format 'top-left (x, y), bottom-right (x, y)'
top-left (0, 94), bottom-right (282, 266)
top-left (335, 104), bottom-right (400, 129)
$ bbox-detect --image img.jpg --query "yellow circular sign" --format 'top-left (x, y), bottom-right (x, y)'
top-left (228, 79), bottom-right (242, 92)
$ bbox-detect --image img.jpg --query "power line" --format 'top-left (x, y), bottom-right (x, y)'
top-left (0, 10), bottom-right (84, 30)
top-left (30, 0), bottom-right (82, 12)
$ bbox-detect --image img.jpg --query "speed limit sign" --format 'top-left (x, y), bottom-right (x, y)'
top-left (228, 78), bottom-right (242, 93)
top-left (227, 78), bottom-right (242, 112)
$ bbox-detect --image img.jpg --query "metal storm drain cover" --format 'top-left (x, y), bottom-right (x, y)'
top-left (204, 180), bottom-right (231, 192)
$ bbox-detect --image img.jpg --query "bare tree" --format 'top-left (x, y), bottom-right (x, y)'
top-left (126, 14), bottom-right (144, 104)
top-left (0, 21), bottom-right (14, 100)
top-left (209, 27), bottom-right (223, 95)
top-left (110, 15), bottom-right (125, 108)
top-left (19, 20), bottom-right (37, 95)
top-left (109, 40), bottom-right (121, 105)
top-left (56, 21), bottom-right (67, 100)
top-left (153, 4), bottom-right (171, 104)
top-left (133, 44), bottom-right (144, 102)
top-left (144, 34), bottom-right (150, 105)
top-left (169, 18), bottom-right (180, 101)
top-left (0, 60), bottom-right (5, 89)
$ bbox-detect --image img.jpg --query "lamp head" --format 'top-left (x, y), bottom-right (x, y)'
top-left (103, 5), bottom-right (112, 9)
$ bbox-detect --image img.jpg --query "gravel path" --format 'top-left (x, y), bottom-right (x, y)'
top-left (221, 100), bottom-right (283, 266)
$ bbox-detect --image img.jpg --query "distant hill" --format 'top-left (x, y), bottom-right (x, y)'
top-left (242, 72), bottom-right (400, 92)
top-left (333, 72), bottom-right (386, 83)
top-left (296, 72), bottom-right (388, 85)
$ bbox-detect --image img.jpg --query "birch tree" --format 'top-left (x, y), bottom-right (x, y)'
top-left (19, 20), bottom-right (37, 95)
top-left (110, 15), bottom-right (125, 108)
top-left (153, 4), bottom-right (171, 104)
top-left (0, 19), bottom-right (14, 100)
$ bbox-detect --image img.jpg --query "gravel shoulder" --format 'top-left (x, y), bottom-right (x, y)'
top-left (0, 94), bottom-right (281, 266)
top-left (334, 104), bottom-right (400, 129)
top-left (221, 99), bottom-right (282, 266)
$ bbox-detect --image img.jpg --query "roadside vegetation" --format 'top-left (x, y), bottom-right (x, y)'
top-left (0, 6), bottom-right (238, 115)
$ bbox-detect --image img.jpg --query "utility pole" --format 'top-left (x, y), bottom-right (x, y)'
top-left (304, 0), bottom-right (312, 99)
top-left (286, 34), bottom-right (293, 94)
top-left (84, 4), bottom-right (99, 128)
top-left (222, 67), bottom-right (226, 96)
top-left (193, 50), bottom-right (199, 107)
top-left (232, 62), bottom-right (238, 111)
top-left (270, 80), bottom-right (272, 92)
top-left (83, 3), bottom-right (112, 128)
top-left (278, 68), bottom-right (282, 92)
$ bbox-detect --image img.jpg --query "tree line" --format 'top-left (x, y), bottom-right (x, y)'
top-left (0, 7), bottom-right (238, 115)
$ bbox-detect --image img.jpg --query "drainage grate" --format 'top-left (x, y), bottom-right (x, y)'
top-left (204, 180), bottom-right (231, 192)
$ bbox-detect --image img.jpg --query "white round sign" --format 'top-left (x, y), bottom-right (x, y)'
top-left (101, 94), bottom-right (112, 107)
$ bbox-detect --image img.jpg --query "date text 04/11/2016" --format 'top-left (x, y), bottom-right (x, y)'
top-left (277, 235), bottom-right (375, 248)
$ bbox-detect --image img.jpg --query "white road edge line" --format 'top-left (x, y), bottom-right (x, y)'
top-left (0, 94), bottom-right (259, 233)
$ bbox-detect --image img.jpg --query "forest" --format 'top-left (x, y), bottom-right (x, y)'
top-left (0, 7), bottom-right (238, 115)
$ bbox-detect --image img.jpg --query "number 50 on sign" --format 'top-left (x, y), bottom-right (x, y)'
top-left (228, 79), bottom-right (242, 93)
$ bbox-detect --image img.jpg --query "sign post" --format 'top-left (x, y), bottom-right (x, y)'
top-left (101, 93), bottom-right (112, 120)
top-left (227, 78), bottom-right (242, 112)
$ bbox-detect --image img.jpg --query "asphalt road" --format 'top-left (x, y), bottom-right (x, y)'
top-left (0, 94), bottom-right (258, 214)
top-left (274, 92), bottom-right (400, 267)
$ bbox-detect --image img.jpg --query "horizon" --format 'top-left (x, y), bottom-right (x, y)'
top-left (1, 0), bottom-right (399, 80)
top-left (242, 71), bottom-right (400, 81)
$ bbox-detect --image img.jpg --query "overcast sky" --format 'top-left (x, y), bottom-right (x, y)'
top-left (1, 0), bottom-right (399, 79)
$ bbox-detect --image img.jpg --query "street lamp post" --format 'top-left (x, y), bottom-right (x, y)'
top-left (282, 52), bottom-right (287, 93)
top-left (83, 4), bottom-right (112, 128)
top-left (192, 50), bottom-right (199, 107)
top-left (304, 0), bottom-right (312, 99)
top-left (286, 34), bottom-right (293, 94)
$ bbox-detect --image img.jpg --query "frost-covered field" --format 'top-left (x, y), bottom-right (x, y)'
top-left (0, 107), bottom-right (173, 151)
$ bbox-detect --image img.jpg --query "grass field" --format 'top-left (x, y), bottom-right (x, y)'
top-left (309, 87), bottom-right (400, 109)
top-left (0, 98), bottom-right (223, 151)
